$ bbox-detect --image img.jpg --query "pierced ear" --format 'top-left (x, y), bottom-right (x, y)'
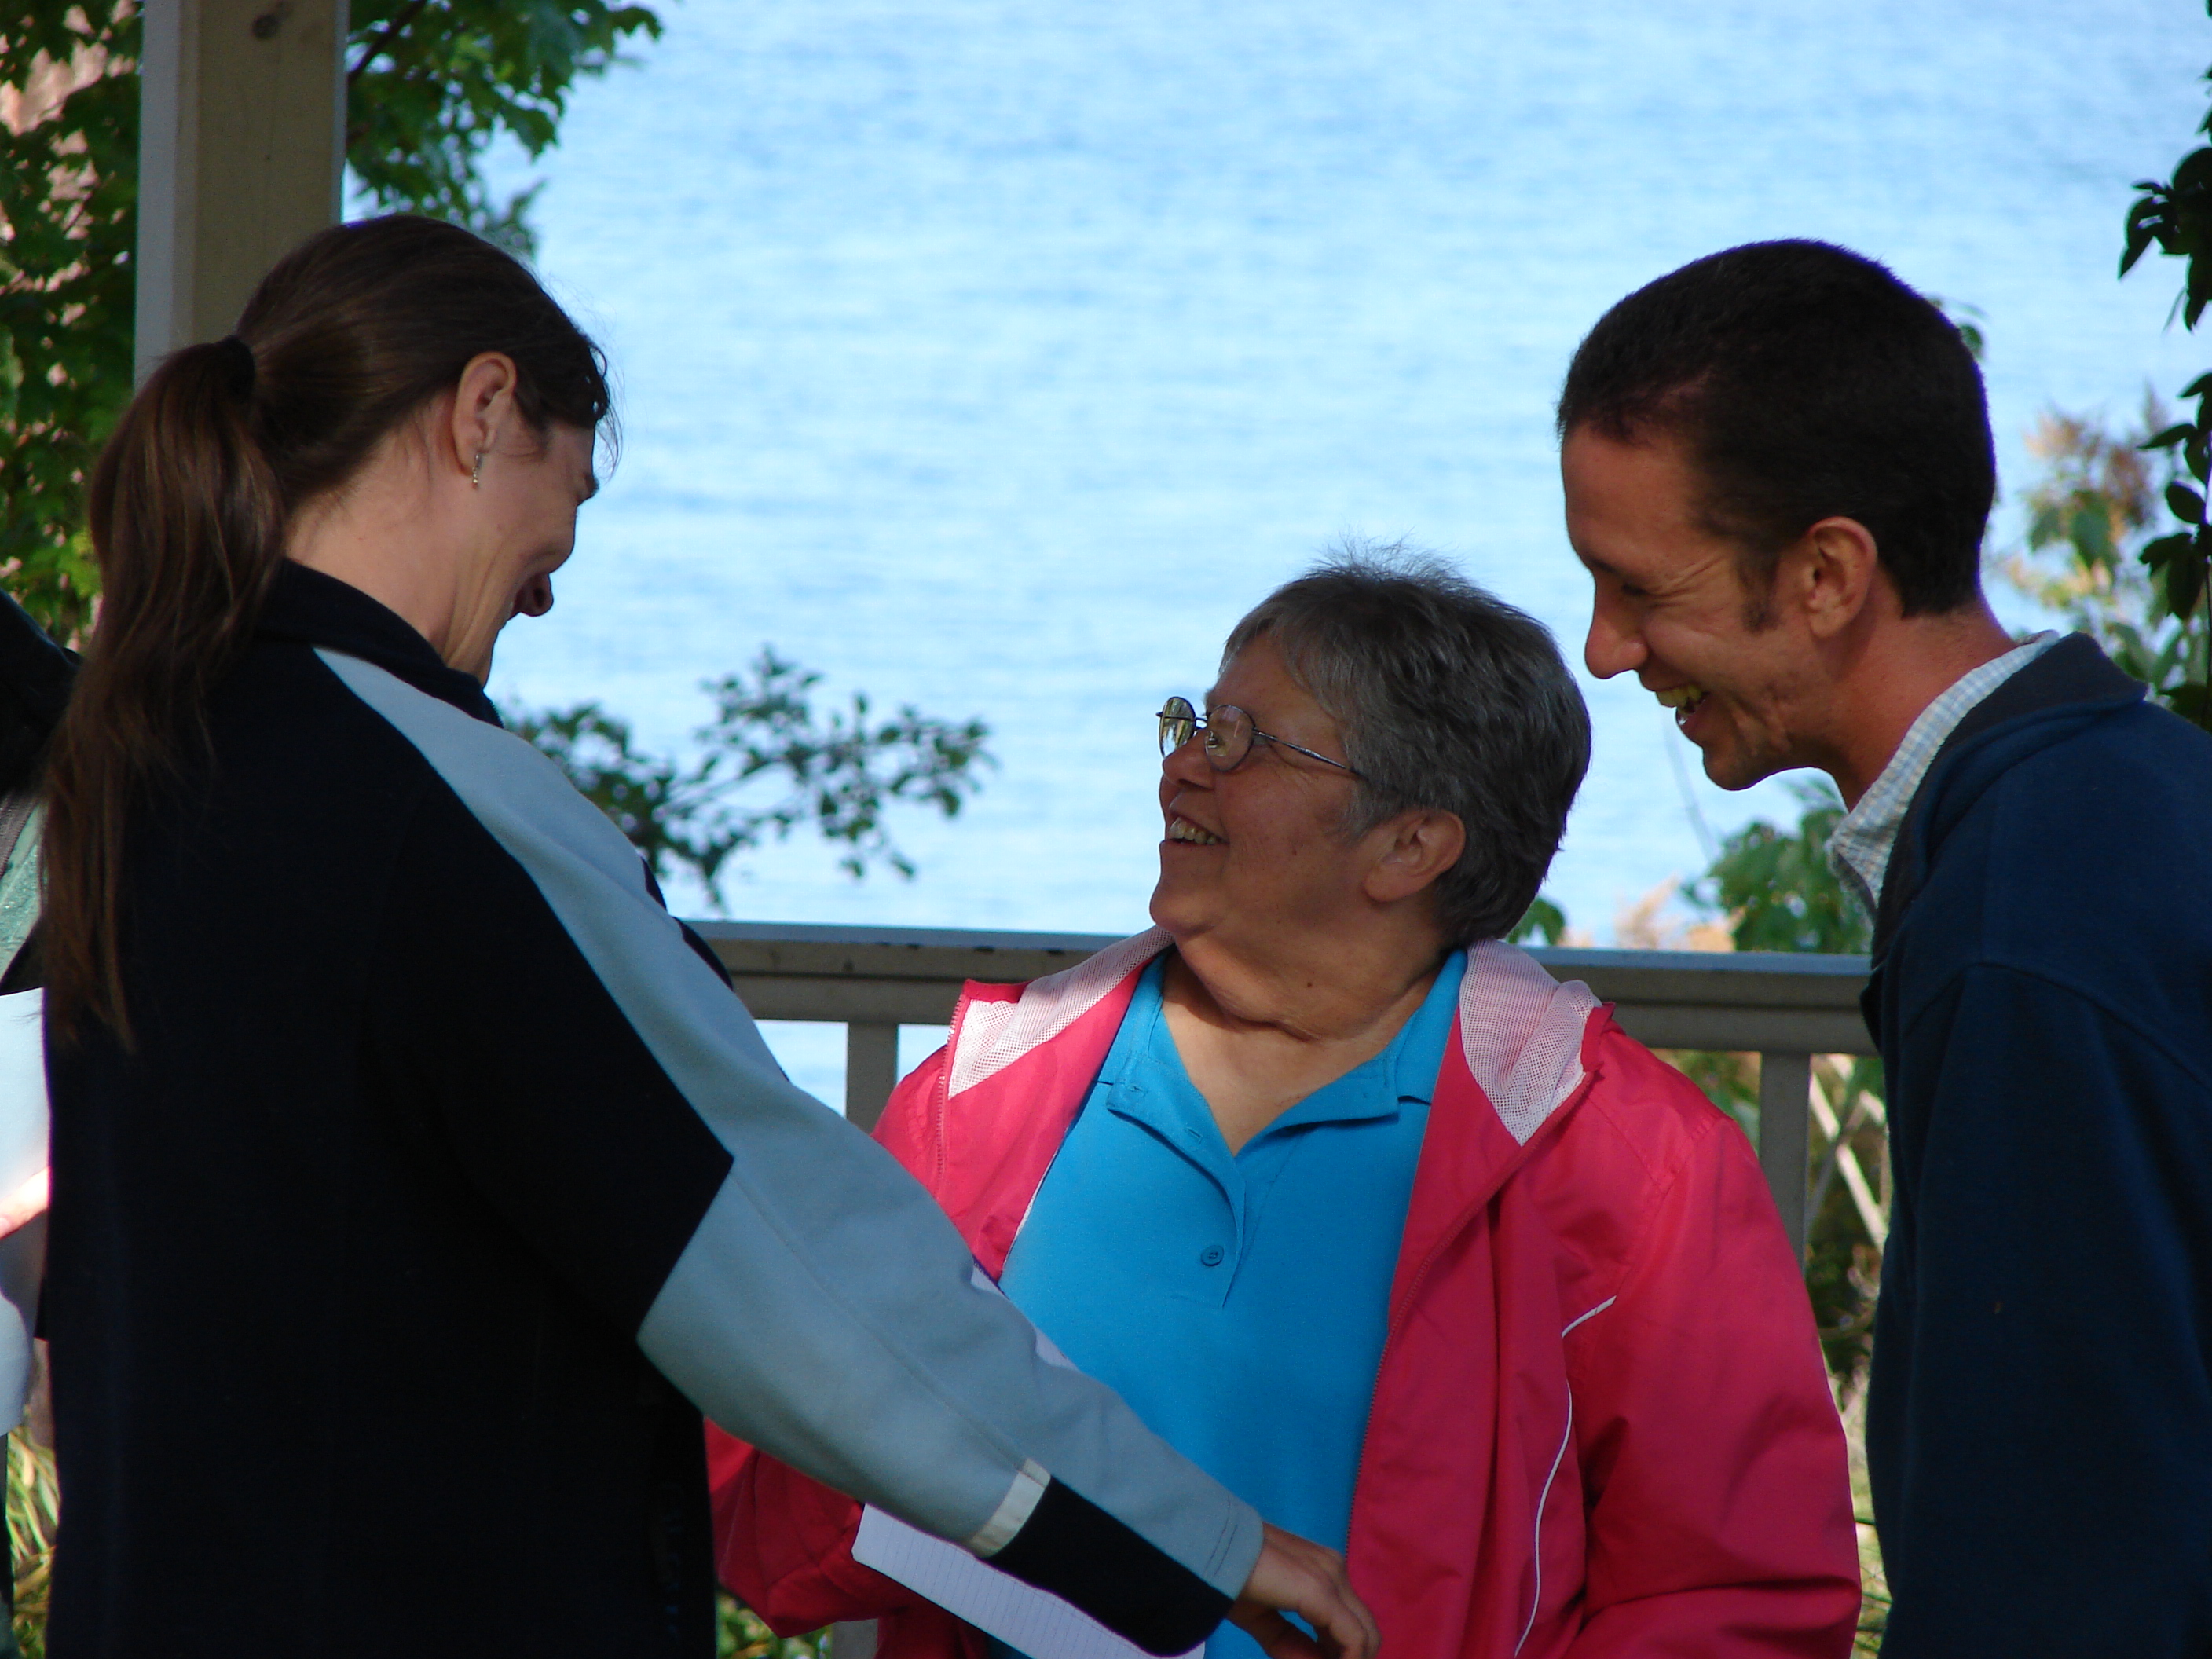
top-left (1364, 809), bottom-right (1466, 905)
top-left (445, 351), bottom-right (522, 481)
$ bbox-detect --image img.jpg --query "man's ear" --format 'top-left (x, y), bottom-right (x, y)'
top-left (445, 351), bottom-right (522, 480)
top-left (1364, 809), bottom-right (1466, 905)
top-left (1789, 515), bottom-right (1883, 640)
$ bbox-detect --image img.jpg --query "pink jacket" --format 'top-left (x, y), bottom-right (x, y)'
top-left (711, 932), bottom-right (1859, 1659)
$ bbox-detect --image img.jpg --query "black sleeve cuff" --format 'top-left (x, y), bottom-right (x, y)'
top-left (986, 1477), bottom-right (1232, 1656)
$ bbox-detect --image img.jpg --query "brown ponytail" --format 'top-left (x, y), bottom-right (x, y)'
top-left (43, 214), bottom-right (611, 1041)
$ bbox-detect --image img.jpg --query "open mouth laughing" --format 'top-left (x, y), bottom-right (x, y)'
top-left (1654, 682), bottom-right (1707, 727)
top-left (1164, 814), bottom-right (1224, 847)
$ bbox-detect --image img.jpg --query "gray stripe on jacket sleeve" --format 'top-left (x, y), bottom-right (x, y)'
top-left (318, 650), bottom-right (1260, 1597)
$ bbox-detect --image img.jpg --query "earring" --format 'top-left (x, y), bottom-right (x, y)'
top-left (471, 451), bottom-right (484, 489)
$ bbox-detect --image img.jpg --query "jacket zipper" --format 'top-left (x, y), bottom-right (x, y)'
top-left (1343, 1056), bottom-right (1604, 1604)
top-left (932, 984), bottom-right (975, 1194)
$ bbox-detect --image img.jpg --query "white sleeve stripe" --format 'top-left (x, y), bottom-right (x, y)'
top-left (967, 1459), bottom-right (1053, 1557)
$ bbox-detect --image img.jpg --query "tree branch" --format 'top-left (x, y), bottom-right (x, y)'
top-left (346, 0), bottom-right (434, 87)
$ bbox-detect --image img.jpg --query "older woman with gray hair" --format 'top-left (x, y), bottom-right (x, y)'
top-left (712, 550), bottom-right (1860, 1659)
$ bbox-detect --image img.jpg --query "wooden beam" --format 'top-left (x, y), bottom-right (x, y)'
top-left (136, 0), bottom-right (349, 379)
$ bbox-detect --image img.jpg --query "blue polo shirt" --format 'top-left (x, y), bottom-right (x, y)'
top-left (987, 951), bottom-right (1463, 1659)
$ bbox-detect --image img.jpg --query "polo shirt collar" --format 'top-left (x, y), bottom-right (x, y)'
top-left (1102, 950), bottom-right (1459, 1148)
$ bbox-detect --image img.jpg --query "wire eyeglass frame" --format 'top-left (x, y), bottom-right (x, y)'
top-left (1156, 695), bottom-right (1365, 779)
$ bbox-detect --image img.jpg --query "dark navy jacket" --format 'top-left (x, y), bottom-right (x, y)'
top-left (42, 566), bottom-right (1254, 1657)
top-left (0, 590), bottom-right (71, 802)
top-left (1864, 635), bottom-right (2212, 1657)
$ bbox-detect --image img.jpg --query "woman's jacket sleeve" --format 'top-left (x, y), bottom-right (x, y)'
top-left (328, 649), bottom-right (1254, 1656)
top-left (707, 1049), bottom-right (960, 1635)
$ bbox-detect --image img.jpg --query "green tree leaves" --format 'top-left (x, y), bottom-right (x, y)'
top-left (0, 2), bottom-right (141, 644)
top-left (1507, 893), bottom-right (1567, 945)
top-left (2000, 403), bottom-right (2212, 724)
top-left (2, 1), bottom-right (999, 896)
top-left (0, 1), bottom-right (665, 642)
top-left (2117, 22), bottom-right (2212, 727)
top-left (511, 650), bottom-right (994, 901)
top-left (1692, 778), bottom-right (1870, 957)
top-left (346, 0), bottom-right (663, 254)
top-left (2124, 145), bottom-right (2212, 323)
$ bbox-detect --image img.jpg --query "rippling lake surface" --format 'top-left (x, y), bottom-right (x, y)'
top-left (471, 0), bottom-right (2210, 1092)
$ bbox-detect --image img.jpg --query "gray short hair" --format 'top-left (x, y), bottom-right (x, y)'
top-left (1222, 543), bottom-right (1590, 946)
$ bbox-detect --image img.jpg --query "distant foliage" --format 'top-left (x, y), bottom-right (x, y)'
top-left (512, 649), bottom-right (994, 902)
top-left (1928, 295), bottom-right (1987, 361)
top-left (1507, 893), bottom-right (1567, 946)
top-left (0, 1), bottom-right (138, 645)
top-left (346, 0), bottom-right (663, 255)
top-left (0, 0), bottom-right (665, 643)
top-left (1994, 402), bottom-right (2212, 714)
top-left (1691, 779), bottom-right (1869, 957)
top-left (717, 1595), bottom-right (825, 1658)
top-left (7, 1434), bottom-right (55, 1656)
top-left (2115, 4), bottom-right (2212, 727)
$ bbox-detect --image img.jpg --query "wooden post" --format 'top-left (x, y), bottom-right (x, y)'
top-left (136, 0), bottom-right (349, 379)
top-left (1758, 1051), bottom-right (1812, 1263)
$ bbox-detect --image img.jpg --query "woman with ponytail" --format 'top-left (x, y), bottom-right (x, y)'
top-left (34, 217), bottom-right (1373, 1659)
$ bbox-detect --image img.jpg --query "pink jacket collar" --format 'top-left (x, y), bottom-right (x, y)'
top-left (926, 929), bottom-right (1604, 1281)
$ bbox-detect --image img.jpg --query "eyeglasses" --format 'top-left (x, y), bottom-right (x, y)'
top-left (1156, 695), bottom-right (1364, 779)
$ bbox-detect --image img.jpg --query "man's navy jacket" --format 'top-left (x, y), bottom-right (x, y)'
top-left (1865, 634), bottom-right (2212, 1656)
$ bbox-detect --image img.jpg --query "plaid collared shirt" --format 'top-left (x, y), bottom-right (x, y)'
top-left (1827, 634), bottom-right (2059, 917)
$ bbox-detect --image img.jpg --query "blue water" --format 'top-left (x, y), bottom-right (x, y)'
top-left (464, 0), bottom-right (2210, 1097)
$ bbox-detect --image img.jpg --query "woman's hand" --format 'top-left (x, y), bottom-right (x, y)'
top-left (0, 1166), bottom-right (46, 1238)
top-left (1226, 1522), bottom-right (1380, 1659)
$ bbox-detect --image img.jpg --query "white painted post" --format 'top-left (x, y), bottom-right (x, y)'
top-left (136, 0), bottom-right (349, 379)
top-left (1758, 1051), bottom-right (1811, 1263)
top-left (844, 1022), bottom-right (900, 1133)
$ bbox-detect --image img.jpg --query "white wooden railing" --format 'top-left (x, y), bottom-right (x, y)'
top-left (694, 922), bottom-right (1876, 1260)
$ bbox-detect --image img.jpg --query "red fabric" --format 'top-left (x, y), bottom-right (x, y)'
top-left (710, 961), bottom-right (1859, 1658)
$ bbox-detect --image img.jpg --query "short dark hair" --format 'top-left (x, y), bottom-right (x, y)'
top-left (1556, 240), bottom-right (1994, 617)
top-left (1223, 544), bottom-right (1589, 947)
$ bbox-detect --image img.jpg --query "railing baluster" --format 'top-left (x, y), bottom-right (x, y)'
top-left (1757, 1051), bottom-right (1812, 1262)
top-left (844, 1022), bottom-right (900, 1133)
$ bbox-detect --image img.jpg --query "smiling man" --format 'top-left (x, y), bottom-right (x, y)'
top-left (1559, 240), bottom-right (2212, 1657)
